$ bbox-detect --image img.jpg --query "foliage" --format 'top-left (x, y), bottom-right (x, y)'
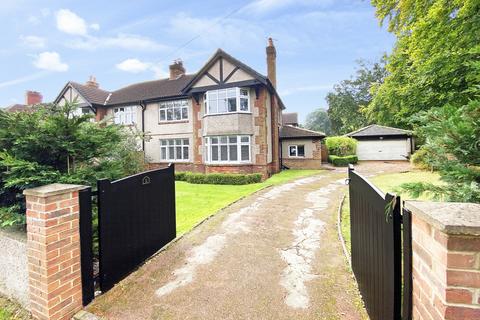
top-left (325, 136), bottom-right (357, 156)
top-left (175, 172), bottom-right (262, 185)
top-left (367, 0), bottom-right (480, 128)
top-left (326, 59), bottom-right (387, 134)
top-left (328, 155), bottom-right (358, 167)
top-left (410, 147), bottom-right (435, 170)
top-left (400, 100), bottom-right (480, 202)
top-left (305, 109), bottom-right (332, 135)
top-left (0, 102), bottom-right (145, 225)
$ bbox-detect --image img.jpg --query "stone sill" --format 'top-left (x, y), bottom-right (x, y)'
top-left (405, 200), bottom-right (480, 236)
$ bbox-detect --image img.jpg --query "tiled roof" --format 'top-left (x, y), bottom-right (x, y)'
top-left (4, 104), bottom-right (37, 113)
top-left (280, 125), bottom-right (325, 139)
top-left (70, 82), bottom-right (111, 105)
top-left (346, 124), bottom-right (412, 137)
top-left (282, 112), bottom-right (298, 125)
top-left (108, 74), bottom-right (195, 105)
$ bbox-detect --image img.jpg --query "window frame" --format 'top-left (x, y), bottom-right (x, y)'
top-left (288, 144), bottom-right (305, 158)
top-left (205, 135), bottom-right (251, 164)
top-left (113, 106), bottom-right (136, 125)
top-left (158, 99), bottom-right (189, 123)
top-left (160, 138), bottom-right (190, 162)
top-left (204, 87), bottom-right (250, 115)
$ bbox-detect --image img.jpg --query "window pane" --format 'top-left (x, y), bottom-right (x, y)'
top-left (208, 91), bottom-right (217, 100)
top-left (220, 145), bottom-right (228, 160)
top-left (161, 147), bottom-right (166, 160)
top-left (241, 145), bottom-right (250, 161)
top-left (217, 97), bottom-right (227, 113)
top-left (229, 136), bottom-right (237, 143)
top-left (289, 146), bottom-right (297, 157)
top-left (175, 139), bottom-right (181, 145)
top-left (183, 139), bottom-right (189, 145)
top-left (241, 136), bottom-right (249, 143)
top-left (240, 98), bottom-right (248, 111)
top-left (220, 136), bottom-right (228, 144)
top-left (212, 146), bottom-right (219, 160)
top-left (176, 146), bottom-right (182, 159)
top-left (183, 146), bottom-right (189, 160)
top-left (168, 147), bottom-right (175, 160)
top-left (211, 137), bottom-right (218, 144)
top-left (182, 107), bottom-right (188, 119)
top-left (159, 102), bottom-right (166, 109)
top-left (229, 145), bottom-right (238, 161)
top-left (161, 140), bottom-right (167, 146)
top-left (168, 139), bottom-right (174, 145)
top-left (167, 108), bottom-right (173, 120)
top-left (298, 145), bottom-right (305, 157)
top-left (174, 107), bottom-right (181, 120)
top-left (240, 88), bottom-right (248, 96)
top-left (208, 100), bottom-right (217, 114)
top-left (218, 89), bottom-right (226, 100)
top-left (227, 97), bottom-right (237, 112)
top-left (160, 109), bottom-right (166, 121)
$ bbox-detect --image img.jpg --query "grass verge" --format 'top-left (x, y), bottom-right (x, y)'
top-left (176, 169), bottom-right (322, 234)
top-left (0, 296), bottom-right (30, 320)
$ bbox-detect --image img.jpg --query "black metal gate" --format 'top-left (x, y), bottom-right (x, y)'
top-left (348, 165), bottom-right (411, 320)
top-left (79, 165), bottom-right (176, 305)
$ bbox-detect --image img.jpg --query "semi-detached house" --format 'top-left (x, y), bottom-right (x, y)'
top-left (55, 39), bottom-right (324, 178)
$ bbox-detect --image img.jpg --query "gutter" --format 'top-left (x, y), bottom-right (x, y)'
top-left (140, 102), bottom-right (146, 154)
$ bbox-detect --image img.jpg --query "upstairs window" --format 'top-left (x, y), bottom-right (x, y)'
top-left (289, 145), bottom-right (305, 158)
top-left (160, 139), bottom-right (189, 161)
top-left (204, 87), bottom-right (250, 115)
top-left (159, 100), bottom-right (189, 122)
top-left (113, 106), bottom-right (136, 125)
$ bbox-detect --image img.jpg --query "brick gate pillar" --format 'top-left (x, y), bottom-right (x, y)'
top-left (24, 184), bottom-right (86, 320)
top-left (405, 201), bottom-right (480, 320)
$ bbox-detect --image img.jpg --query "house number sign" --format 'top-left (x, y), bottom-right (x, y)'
top-left (142, 176), bottom-right (151, 185)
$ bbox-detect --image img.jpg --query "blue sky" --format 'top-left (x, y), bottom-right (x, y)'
top-left (0, 0), bottom-right (394, 123)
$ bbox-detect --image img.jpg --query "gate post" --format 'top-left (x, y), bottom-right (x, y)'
top-left (24, 183), bottom-right (86, 320)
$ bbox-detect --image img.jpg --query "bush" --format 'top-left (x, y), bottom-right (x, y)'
top-left (410, 147), bottom-right (434, 170)
top-left (325, 136), bottom-right (357, 156)
top-left (175, 172), bottom-right (262, 185)
top-left (328, 155), bottom-right (358, 166)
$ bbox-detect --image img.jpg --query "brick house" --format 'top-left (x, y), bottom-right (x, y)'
top-left (55, 39), bottom-right (325, 177)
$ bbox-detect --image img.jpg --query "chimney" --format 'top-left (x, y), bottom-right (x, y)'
top-left (25, 90), bottom-right (43, 105)
top-left (85, 75), bottom-right (99, 89)
top-left (266, 37), bottom-right (277, 89)
top-left (169, 59), bottom-right (186, 80)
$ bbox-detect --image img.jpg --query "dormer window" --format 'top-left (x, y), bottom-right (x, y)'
top-left (204, 87), bottom-right (250, 115)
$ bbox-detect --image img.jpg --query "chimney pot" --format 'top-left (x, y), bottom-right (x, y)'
top-left (169, 59), bottom-right (186, 80)
top-left (266, 37), bottom-right (277, 89)
top-left (25, 90), bottom-right (43, 105)
top-left (85, 75), bottom-right (99, 89)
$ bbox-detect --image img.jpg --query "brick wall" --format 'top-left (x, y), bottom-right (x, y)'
top-left (24, 184), bottom-right (85, 320)
top-left (406, 201), bottom-right (480, 320)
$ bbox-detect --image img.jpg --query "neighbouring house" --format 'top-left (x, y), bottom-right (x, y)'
top-left (54, 39), bottom-right (285, 178)
top-left (4, 90), bottom-right (43, 113)
top-left (346, 124), bottom-right (414, 161)
top-left (280, 123), bottom-right (326, 169)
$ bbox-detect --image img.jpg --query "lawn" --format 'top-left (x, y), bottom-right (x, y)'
top-left (340, 170), bottom-right (442, 254)
top-left (176, 169), bottom-right (322, 235)
top-left (0, 296), bottom-right (30, 320)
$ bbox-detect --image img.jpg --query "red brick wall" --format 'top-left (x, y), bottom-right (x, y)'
top-left (411, 214), bottom-right (480, 320)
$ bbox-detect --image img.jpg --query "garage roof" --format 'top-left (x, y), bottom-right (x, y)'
top-left (346, 124), bottom-right (412, 137)
top-left (280, 125), bottom-right (325, 139)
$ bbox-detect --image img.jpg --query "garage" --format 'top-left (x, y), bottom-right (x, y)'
top-left (346, 124), bottom-right (414, 161)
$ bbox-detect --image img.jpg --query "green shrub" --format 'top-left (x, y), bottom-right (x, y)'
top-left (175, 172), bottom-right (262, 185)
top-left (328, 155), bottom-right (358, 166)
top-left (410, 147), bottom-right (434, 170)
top-left (325, 136), bottom-right (357, 156)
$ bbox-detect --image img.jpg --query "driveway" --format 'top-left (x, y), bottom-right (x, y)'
top-left (88, 170), bottom-right (368, 319)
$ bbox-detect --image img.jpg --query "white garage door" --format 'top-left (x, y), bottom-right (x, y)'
top-left (356, 139), bottom-right (409, 160)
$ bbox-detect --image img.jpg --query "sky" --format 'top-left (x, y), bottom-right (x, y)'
top-left (0, 0), bottom-right (395, 124)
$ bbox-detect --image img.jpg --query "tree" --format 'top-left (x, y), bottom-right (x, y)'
top-left (0, 101), bottom-right (144, 224)
top-left (326, 59), bottom-right (387, 134)
top-left (305, 109), bottom-right (332, 135)
top-left (366, 0), bottom-right (480, 127)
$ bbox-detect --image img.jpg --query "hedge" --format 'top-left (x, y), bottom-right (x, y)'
top-left (175, 172), bottom-right (263, 185)
top-left (328, 155), bottom-right (358, 166)
top-left (325, 136), bottom-right (357, 156)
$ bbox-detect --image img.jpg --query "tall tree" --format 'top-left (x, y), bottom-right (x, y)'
top-left (366, 0), bottom-right (480, 127)
top-left (305, 109), bottom-right (332, 135)
top-left (326, 59), bottom-right (387, 135)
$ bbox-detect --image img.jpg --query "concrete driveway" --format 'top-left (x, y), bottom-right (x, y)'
top-left (87, 170), bottom-right (368, 320)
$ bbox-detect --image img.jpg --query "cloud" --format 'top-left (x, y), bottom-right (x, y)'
top-left (242, 0), bottom-right (333, 14)
top-left (115, 58), bottom-right (168, 78)
top-left (0, 71), bottom-right (48, 89)
top-left (56, 9), bottom-right (88, 35)
top-left (33, 51), bottom-right (68, 72)
top-left (20, 35), bottom-right (46, 48)
top-left (281, 84), bottom-right (333, 96)
top-left (67, 33), bottom-right (169, 51)
top-left (90, 23), bottom-right (100, 31)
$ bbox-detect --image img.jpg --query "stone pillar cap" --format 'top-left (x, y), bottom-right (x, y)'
top-left (23, 183), bottom-right (87, 197)
top-left (405, 200), bottom-right (480, 236)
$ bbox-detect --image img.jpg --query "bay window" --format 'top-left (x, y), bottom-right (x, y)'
top-left (159, 99), bottom-right (189, 122)
top-left (205, 135), bottom-right (251, 163)
top-left (160, 139), bottom-right (189, 161)
top-left (113, 106), bottom-right (136, 125)
top-left (204, 87), bottom-right (250, 114)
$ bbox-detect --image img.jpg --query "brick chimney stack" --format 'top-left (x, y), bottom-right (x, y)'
top-left (85, 75), bottom-right (99, 88)
top-left (25, 90), bottom-right (42, 105)
top-left (266, 37), bottom-right (277, 89)
top-left (169, 59), bottom-right (186, 80)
